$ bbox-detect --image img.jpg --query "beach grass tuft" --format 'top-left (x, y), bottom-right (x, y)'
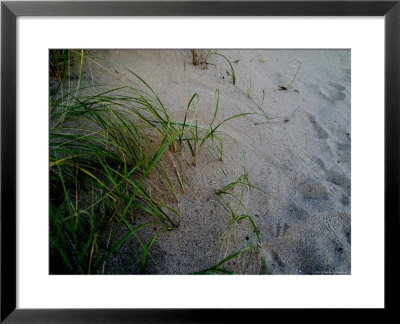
top-left (49, 49), bottom-right (268, 274)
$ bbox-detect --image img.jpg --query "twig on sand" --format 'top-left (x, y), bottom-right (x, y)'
top-left (279, 63), bottom-right (302, 90)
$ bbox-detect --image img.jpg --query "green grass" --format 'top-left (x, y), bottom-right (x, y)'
top-left (210, 51), bottom-right (236, 85)
top-left (214, 165), bottom-right (269, 274)
top-left (179, 89), bottom-right (253, 166)
top-left (49, 49), bottom-right (269, 274)
top-left (50, 50), bottom-right (183, 273)
top-left (191, 50), bottom-right (236, 85)
top-left (194, 169), bottom-right (269, 274)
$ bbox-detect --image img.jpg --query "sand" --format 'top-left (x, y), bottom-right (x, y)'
top-left (77, 49), bottom-right (351, 274)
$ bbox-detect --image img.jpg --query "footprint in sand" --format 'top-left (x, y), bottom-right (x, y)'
top-left (325, 169), bottom-right (350, 188)
top-left (275, 221), bottom-right (290, 238)
top-left (336, 142), bottom-right (351, 163)
top-left (337, 143), bottom-right (350, 151)
top-left (298, 178), bottom-right (329, 200)
top-left (307, 114), bottom-right (329, 139)
top-left (287, 203), bottom-right (311, 223)
top-left (312, 156), bottom-right (325, 169)
top-left (295, 178), bottom-right (332, 212)
top-left (341, 194), bottom-right (350, 206)
top-left (271, 250), bottom-right (285, 268)
top-left (319, 80), bottom-right (346, 101)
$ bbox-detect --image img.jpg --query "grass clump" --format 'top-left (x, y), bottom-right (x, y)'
top-left (191, 50), bottom-right (236, 85)
top-left (49, 49), bottom-right (269, 274)
top-left (50, 50), bottom-right (183, 273)
top-left (178, 89), bottom-right (252, 166)
top-left (195, 166), bottom-right (269, 274)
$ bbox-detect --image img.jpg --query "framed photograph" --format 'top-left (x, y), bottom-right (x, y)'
top-left (1, 0), bottom-right (398, 322)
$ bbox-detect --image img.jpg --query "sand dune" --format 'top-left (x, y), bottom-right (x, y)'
top-left (73, 49), bottom-right (351, 274)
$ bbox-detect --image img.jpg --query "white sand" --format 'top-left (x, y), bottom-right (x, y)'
top-left (84, 49), bottom-right (350, 274)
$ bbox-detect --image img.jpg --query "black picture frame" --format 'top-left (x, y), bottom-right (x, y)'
top-left (1, 1), bottom-right (398, 322)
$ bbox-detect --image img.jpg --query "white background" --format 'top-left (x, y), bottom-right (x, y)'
top-left (17, 17), bottom-right (384, 308)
